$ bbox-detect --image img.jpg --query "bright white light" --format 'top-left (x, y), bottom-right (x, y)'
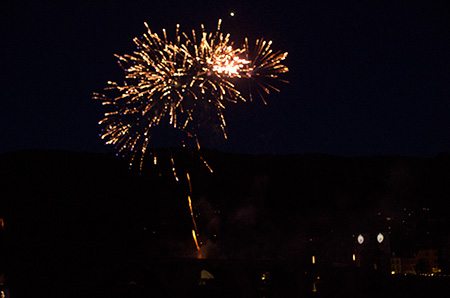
top-left (377, 233), bottom-right (384, 243)
top-left (210, 53), bottom-right (250, 77)
top-left (357, 234), bottom-right (364, 244)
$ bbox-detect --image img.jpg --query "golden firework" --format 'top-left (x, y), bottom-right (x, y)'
top-left (94, 19), bottom-right (288, 169)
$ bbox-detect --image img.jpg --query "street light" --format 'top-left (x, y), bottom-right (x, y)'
top-left (377, 233), bottom-right (384, 243)
top-left (357, 234), bottom-right (364, 244)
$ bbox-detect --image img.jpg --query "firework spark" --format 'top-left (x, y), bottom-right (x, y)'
top-left (94, 19), bottom-right (288, 169)
top-left (187, 174), bottom-right (199, 234)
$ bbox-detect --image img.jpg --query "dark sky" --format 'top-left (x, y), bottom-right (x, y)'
top-left (2, 0), bottom-right (450, 157)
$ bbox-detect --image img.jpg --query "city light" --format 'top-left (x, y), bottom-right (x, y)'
top-left (377, 233), bottom-right (384, 243)
top-left (357, 234), bottom-right (364, 244)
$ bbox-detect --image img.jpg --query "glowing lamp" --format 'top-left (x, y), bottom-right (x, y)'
top-left (357, 234), bottom-right (364, 244)
top-left (377, 233), bottom-right (384, 243)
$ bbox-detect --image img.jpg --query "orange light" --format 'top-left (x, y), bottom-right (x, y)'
top-left (192, 229), bottom-right (200, 251)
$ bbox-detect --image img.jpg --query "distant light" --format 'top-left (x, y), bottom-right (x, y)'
top-left (200, 270), bottom-right (215, 280)
top-left (377, 233), bottom-right (384, 243)
top-left (352, 254), bottom-right (356, 261)
top-left (357, 234), bottom-right (364, 244)
top-left (391, 271), bottom-right (396, 275)
top-left (230, 12), bottom-right (235, 17)
top-left (312, 255), bottom-right (316, 264)
top-left (312, 281), bottom-right (317, 292)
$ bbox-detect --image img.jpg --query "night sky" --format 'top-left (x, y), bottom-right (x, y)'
top-left (2, 0), bottom-right (450, 157)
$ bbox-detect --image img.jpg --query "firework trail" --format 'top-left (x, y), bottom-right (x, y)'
top-left (192, 229), bottom-right (200, 251)
top-left (186, 173), bottom-right (199, 237)
top-left (93, 19), bottom-right (288, 170)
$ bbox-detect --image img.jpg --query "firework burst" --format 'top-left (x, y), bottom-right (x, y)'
top-left (94, 19), bottom-right (288, 169)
